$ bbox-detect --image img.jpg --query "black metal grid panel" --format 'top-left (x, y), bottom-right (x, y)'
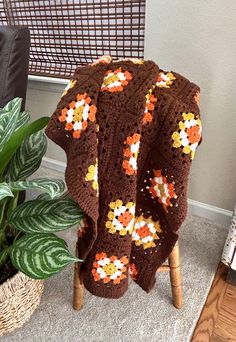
top-left (0, 0), bottom-right (146, 78)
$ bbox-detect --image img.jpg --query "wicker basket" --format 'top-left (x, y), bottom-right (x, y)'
top-left (0, 272), bottom-right (44, 336)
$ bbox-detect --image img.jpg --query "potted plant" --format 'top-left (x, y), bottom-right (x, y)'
top-left (0, 98), bottom-right (83, 336)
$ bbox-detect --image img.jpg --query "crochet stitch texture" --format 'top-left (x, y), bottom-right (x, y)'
top-left (46, 57), bottom-right (202, 298)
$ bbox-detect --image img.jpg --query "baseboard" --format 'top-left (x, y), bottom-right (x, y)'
top-left (188, 199), bottom-right (232, 227)
top-left (42, 157), bottom-right (233, 227)
top-left (41, 157), bottom-right (67, 173)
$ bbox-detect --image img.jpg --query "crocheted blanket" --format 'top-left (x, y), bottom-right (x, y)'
top-left (46, 56), bottom-right (202, 298)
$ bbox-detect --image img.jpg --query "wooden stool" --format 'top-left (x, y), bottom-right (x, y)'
top-left (73, 241), bottom-right (183, 310)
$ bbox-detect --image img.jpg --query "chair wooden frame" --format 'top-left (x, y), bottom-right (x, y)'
top-left (73, 241), bottom-right (183, 310)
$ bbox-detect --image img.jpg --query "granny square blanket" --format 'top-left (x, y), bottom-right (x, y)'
top-left (46, 56), bottom-right (202, 298)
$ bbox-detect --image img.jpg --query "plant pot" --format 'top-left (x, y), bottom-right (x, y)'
top-left (0, 272), bottom-right (44, 336)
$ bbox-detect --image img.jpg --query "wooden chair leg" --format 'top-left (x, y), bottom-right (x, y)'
top-left (72, 241), bottom-right (182, 310)
top-left (73, 261), bottom-right (84, 311)
top-left (168, 241), bottom-right (183, 309)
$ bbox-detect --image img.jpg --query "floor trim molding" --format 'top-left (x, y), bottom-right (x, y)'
top-left (188, 199), bottom-right (232, 227)
top-left (42, 157), bottom-right (233, 227)
top-left (41, 157), bottom-right (67, 173)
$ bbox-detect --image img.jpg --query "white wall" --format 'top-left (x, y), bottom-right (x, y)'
top-left (26, 0), bottom-right (236, 212)
top-left (145, 0), bottom-right (236, 211)
top-left (26, 84), bottom-right (65, 163)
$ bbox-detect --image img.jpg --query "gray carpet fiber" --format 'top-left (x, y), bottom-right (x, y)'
top-left (1, 167), bottom-right (228, 342)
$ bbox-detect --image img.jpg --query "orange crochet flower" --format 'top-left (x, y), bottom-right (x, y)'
top-left (149, 170), bottom-right (177, 212)
top-left (187, 125), bottom-right (201, 144)
top-left (143, 90), bottom-right (157, 124)
top-left (101, 68), bottom-right (132, 92)
top-left (129, 263), bottom-right (138, 280)
top-left (123, 133), bottom-right (141, 175)
top-left (118, 211), bottom-right (133, 226)
top-left (132, 215), bottom-right (162, 249)
top-left (136, 225), bottom-right (150, 239)
top-left (92, 253), bottom-right (128, 284)
top-left (58, 92), bottom-right (97, 139)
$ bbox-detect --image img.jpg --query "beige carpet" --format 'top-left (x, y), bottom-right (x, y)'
top-left (1, 167), bottom-right (228, 342)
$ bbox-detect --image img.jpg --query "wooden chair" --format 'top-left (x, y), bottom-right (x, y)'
top-left (73, 241), bottom-right (183, 310)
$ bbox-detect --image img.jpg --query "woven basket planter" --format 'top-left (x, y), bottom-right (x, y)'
top-left (0, 272), bottom-right (44, 336)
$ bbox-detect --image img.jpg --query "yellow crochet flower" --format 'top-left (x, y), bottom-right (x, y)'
top-left (105, 221), bottom-right (112, 228)
top-left (62, 79), bottom-right (77, 97)
top-left (156, 72), bottom-right (176, 88)
top-left (178, 121), bottom-right (185, 130)
top-left (173, 140), bottom-right (182, 148)
top-left (172, 132), bottom-right (180, 140)
top-left (129, 58), bottom-right (144, 64)
top-left (85, 159), bottom-right (98, 195)
top-left (107, 211), bottom-right (114, 220)
top-left (172, 113), bottom-right (202, 159)
top-left (126, 202), bottom-right (134, 209)
top-left (106, 199), bottom-right (136, 236)
top-left (182, 112), bottom-right (194, 121)
top-left (183, 145), bottom-right (191, 154)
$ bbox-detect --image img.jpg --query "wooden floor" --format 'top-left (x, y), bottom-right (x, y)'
top-left (192, 263), bottom-right (236, 342)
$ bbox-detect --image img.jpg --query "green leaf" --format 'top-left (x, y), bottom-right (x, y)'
top-left (0, 98), bottom-right (22, 152)
top-left (0, 97), bottom-right (22, 118)
top-left (5, 131), bottom-right (47, 181)
top-left (15, 110), bottom-right (31, 131)
top-left (0, 246), bottom-right (11, 268)
top-left (10, 233), bottom-right (80, 279)
top-left (9, 178), bottom-right (65, 199)
top-left (0, 102), bottom-right (30, 132)
top-left (0, 97), bottom-right (21, 115)
top-left (9, 199), bottom-right (84, 233)
top-left (37, 193), bottom-right (52, 201)
top-left (0, 117), bottom-right (49, 177)
top-left (0, 182), bottom-right (14, 200)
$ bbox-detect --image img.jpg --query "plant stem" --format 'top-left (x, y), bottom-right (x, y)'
top-left (13, 231), bottom-right (21, 243)
top-left (7, 191), bottom-right (19, 220)
top-left (0, 198), bottom-right (7, 231)
top-left (0, 199), bottom-right (8, 248)
top-left (0, 191), bottom-right (19, 249)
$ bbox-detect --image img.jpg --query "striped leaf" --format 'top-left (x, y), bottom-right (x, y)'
top-left (10, 233), bottom-right (80, 279)
top-left (0, 117), bottom-right (49, 176)
top-left (9, 199), bottom-right (84, 233)
top-left (37, 193), bottom-right (52, 201)
top-left (0, 182), bottom-right (14, 200)
top-left (0, 97), bottom-right (21, 115)
top-left (15, 111), bottom-right (30, 131)
top-left (0, 97), bottom-right (22, 118)
top-left (0, 98), bottom-right (22, 152)
top-left (5, 131), bottom-right (47, 181)
top-left (9, 178), bottom-right (65, 199)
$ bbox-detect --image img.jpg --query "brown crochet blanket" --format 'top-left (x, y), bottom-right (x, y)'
top-left (46, 56), bottom-right (202, 298)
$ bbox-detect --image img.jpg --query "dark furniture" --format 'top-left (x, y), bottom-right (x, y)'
top-left (0, 25), bottom-right (30, 110)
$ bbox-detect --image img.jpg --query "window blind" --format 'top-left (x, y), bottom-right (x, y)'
top-left (0, 0), bottom-right (145, 78)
